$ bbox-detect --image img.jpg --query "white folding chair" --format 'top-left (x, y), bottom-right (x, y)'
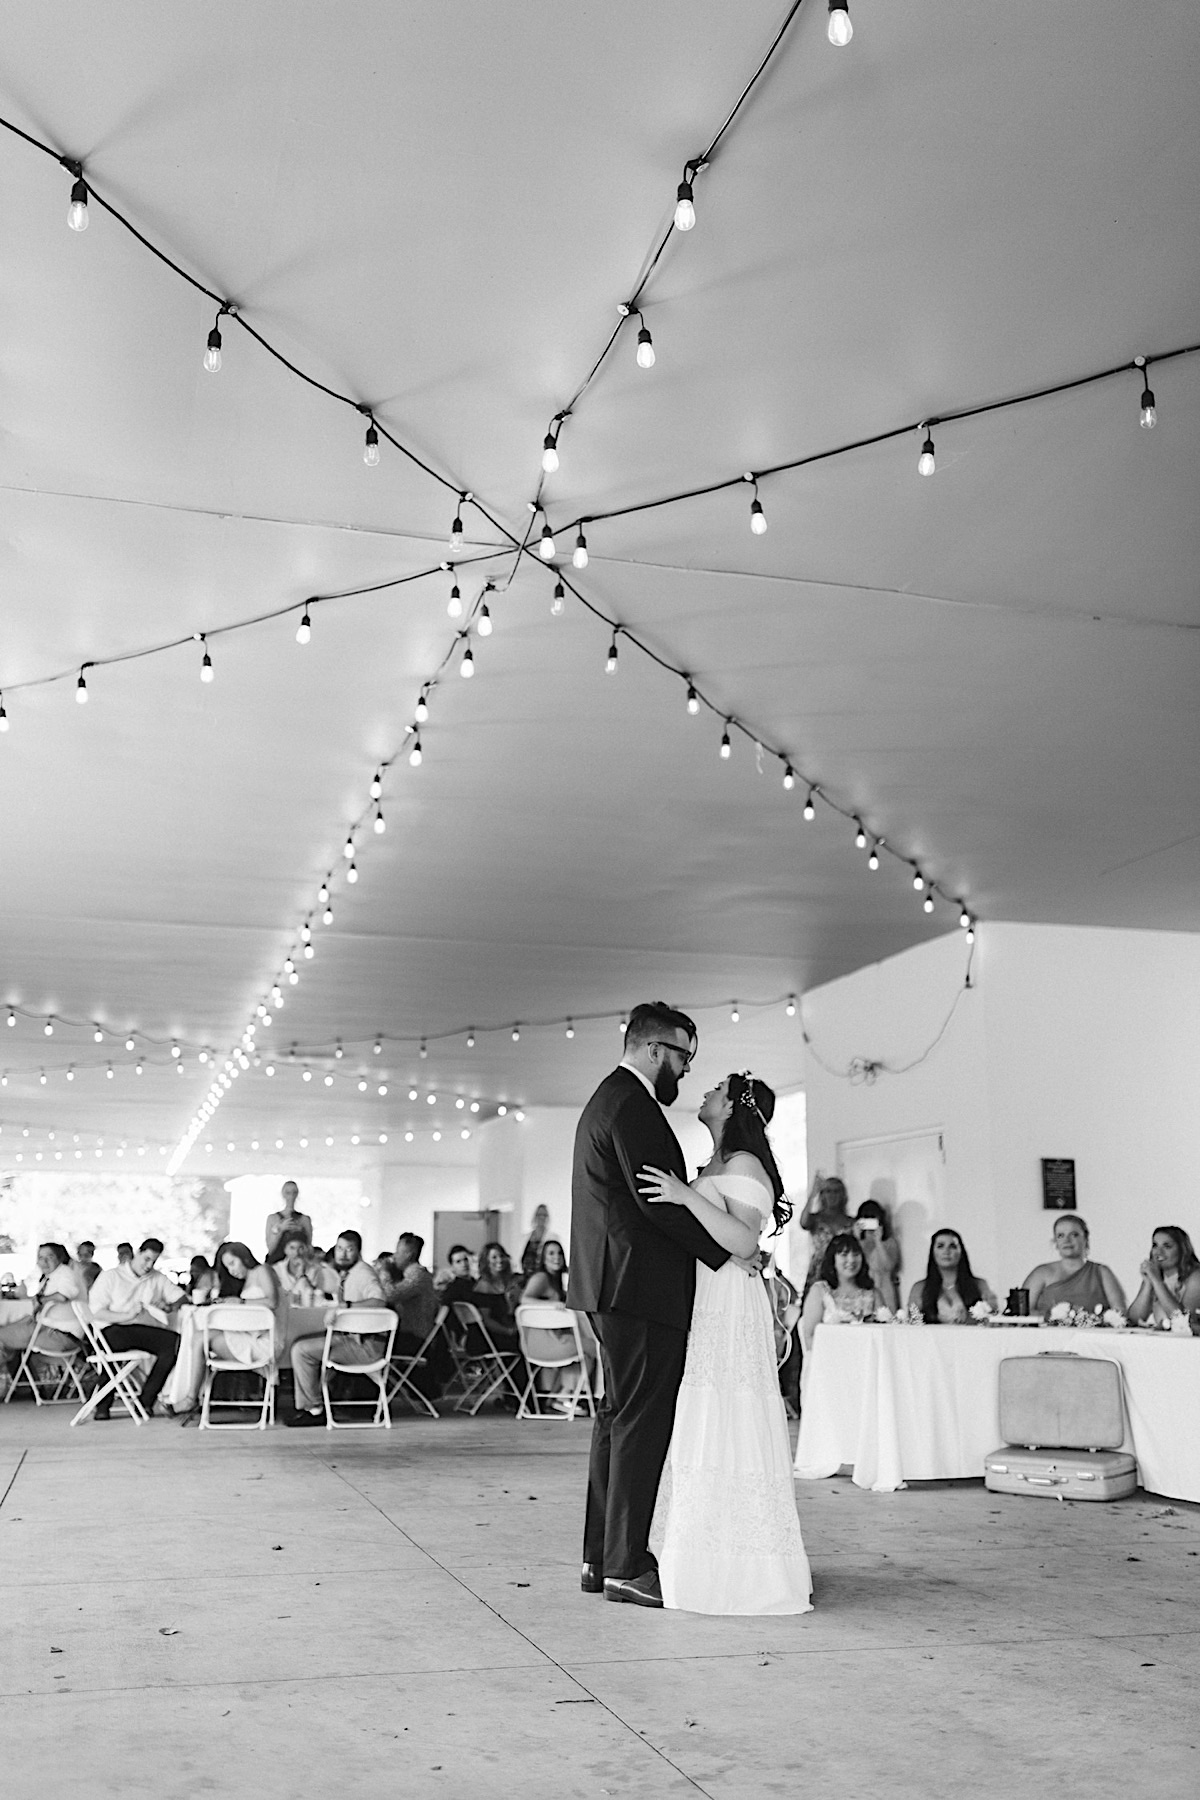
top-left (515, 1303), bottom-right (597, 1420)
top-left (3, 1315), bottom-right (90, 1407)
top-left (69, 1302), bottom-right (149, 1426)
top-left (450, 1302), bottom-right (524, 1416)
top-left (199, 1303), bottom-right (277, 1430)
top-left (386, 1305), bottom-right (446, 1419)
top-left (320, 1306), bottom-right (398, 1429)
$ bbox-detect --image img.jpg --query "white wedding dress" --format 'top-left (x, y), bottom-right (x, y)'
top-left (651, 1172), bottom-right (813, 1615)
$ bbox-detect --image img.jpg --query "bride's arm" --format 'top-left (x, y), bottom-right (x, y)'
top-left (637, 1166), bottom-right (759, 1258)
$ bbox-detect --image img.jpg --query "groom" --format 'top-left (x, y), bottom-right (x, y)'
top-left (569, 1001), bottom-right (731, 1606)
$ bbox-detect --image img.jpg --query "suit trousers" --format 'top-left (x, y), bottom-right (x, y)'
top-left (97, 1323), bottom-right (180, 1412)
top-left (584, 1310), bottom-right (688, 1580)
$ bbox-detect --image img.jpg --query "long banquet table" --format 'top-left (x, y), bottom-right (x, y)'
top-left (794, 1321), bottom-right (1200, 1502)
top-left (164, 1303), bottom-right (330, 1411)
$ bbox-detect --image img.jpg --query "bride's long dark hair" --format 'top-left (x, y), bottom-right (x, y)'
top-left (715, 1073), bottom-right (792, 1235)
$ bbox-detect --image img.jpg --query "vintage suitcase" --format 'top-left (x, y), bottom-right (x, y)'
top-left (983, 1352), bottom-right (1138, 1501)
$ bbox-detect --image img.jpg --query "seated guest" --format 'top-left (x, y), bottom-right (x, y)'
top-left (285, 1230), bottom-right (386, 1426)
top-left (1023, 1214), bottom-right (1126, 1317)
top-left (216, 1242), bottom-right (279, 1307)
top-left (434, 1244), bottom-right (476, 1302)
top-left (116, 1242), bottom-right (134, 1267)
top-left (264, 1180), bottom-right (314, 1256)
top-left (384, 1234), bottom-right (439, 1346)
top-left (799, 1173), bottom-right (856, 1299)
top-left (521, 1238), bottom-right (569, 1303)
top-left (74, 1241), bottom-right (102, 1290)
top-left (800, 1232), bottom-right (886, 1355)
top-left (88, 1238), bottom-right (185, 1418)
top-left (1128, 1226), bottom-right (1200, 1325)
top-left (853, 1200), bottom-right (901, 1311)
top-left (268, 1231), bottom-right (324, 1301)
top-left (172, 1245), bottom-right (278, 1410)
top-left (185, 1255), bottom-right (217, 1302)
top-left (908, 1228), bottom-right (999, 1322)
top-left (0, 1243), bottom-right (87, 1380)
top-left (472, 1241), bottom-right (521, 1345)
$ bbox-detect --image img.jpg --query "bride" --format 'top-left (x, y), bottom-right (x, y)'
top-left (639, 1071), bottom-right (813, 1615)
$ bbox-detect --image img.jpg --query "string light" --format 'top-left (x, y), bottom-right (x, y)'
top-left (0, 694), bottom-right (8, 732)
top-left (747, 475), bottom-right (767, 534)
top-left (854, 820), bottom-right (867, 849)
top-left (573, 529), bottom-right (589, 569)
top-left (363, 422), bottom-right (380, 466)
top-left (674, 175), bottom-right (696, 232)
top-left (466, 1030), bottom-right (476, 1048)
top-left (867, 841), bottom-right (880, 871)
top-left (342, 836), bottom-right (355, 860)
top-left (199, 636), bottom-right (213, 682)
top-left (923, 894), bottom-right (935, 914)
top-left (296, 607), bottom-right (312, 645)
top-left (323, 904), bottom-right (333, 924)
top-left (635, 320), bottom-right (655, 369)
top-left (67, 170), bottom-right (88, 231)
top-left (44, 1020), bottom-right (53, 1036)
top-left (76, 668), bottom-right (89, 704)
top-left (551, 580), bottom-right (565, 617)
top-left (1136, 356), bottom-right (1157, 428)
top-left (804, 790), bottom-right (816, 820)
top-left (511, 1026), bottom-right (520, 1042)
top-left (605, 635), bottom-right (619, 674)
top-left (730, 1003), bottom-right (740, 1023)
top-left (686, 683), bottom-right (700, 716)
top-left (782, 764), bottom-right (796, 790)
top-left (447, 576), bottom-right (463, 619)
top-left (477, 592), bottom-right (494, 636)
top-left (318, 881), bottom-right (329, 904)
top-left (786, 995), bottom-right (797, 1017)
top-left (960, 906), bottom-right (972, 929)
top-left (720, 722), bottom-right (732, 759)
top-left (408, 737), bottom-right (423, 767)
top-left (370, 770), bottom-right (383, 800)
top-left (827, 0), bottom-right (853, 46)
top-left (541, 431), bottom-right (560, 474)
top-left (93, 1026), bottom-right (103, 1043)
top-left (414, 691), bottom-right (429, 724)
top-left (204, 312), bottom-right (223, 374)
top-left (913, 870), bottom-right (926, 892)
top-left (449, 498), bottom-right (465, 552)
top-left (346, 860), bottom-right (358, 884)
top-left (373, 808), bottom-right (386, 833)
top-left (460, 641), bottom-right (475, 678)
top-left (5, 1010), bottom-right (13, 1027)
top-left (374, 1038), bottom-right (383, 1055)
top-left (539, 520), bottom-right (556, 561)
top-left (565, 1019), bottom-right (575, 1039)
top-left (918, 427), bottom-right (936, 477)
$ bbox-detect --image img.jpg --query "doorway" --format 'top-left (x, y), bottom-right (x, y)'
top-left (432, 1209), bottom-right (501, 1272)
top-left (837, 1128), bottom-right (946, 1304)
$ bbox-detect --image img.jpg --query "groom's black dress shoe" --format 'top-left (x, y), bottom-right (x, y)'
top-left (603, 1571), bottom-right (663, 1607)
top-left (581, 1562), bottom-right (604, 1594)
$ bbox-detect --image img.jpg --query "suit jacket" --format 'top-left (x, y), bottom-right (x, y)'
top-left (569, 1066), bottom-right (730, 1331)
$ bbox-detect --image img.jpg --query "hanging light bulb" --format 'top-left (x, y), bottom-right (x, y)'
top-left (296, 607), bottom-right (312, 645)
top-left (565, 1019), bottom-right (575, 1039)
top-left (67, 174), bottom-right (89, 231)
top-left (76, 668), bottom-right (89, 704)
top-left (854, 820), bottom-right (867, 849)
top-left (867, 841), bottom-right (880, 871)
top-left (913, 870), bottom-right (925, 891)
top-left (318, 881), bottom-right (329, 905)
top-left (449, 499), bottom-right (465, 552)
top-left (363, 422), bottom-right (380, 466)
top-left (923, 894), bottom-right (935, 914)
top-left (686, 683), bottom-right (700, 715)
top-left (720, 723), bottom-right (732, 759)
top-left (827, 0), bottom-right (853, 45)
top-left (204, 316), bottom-right (223, 373)
top-left (373, 808), bottom-right (386, 834)
top-left (541, 432), bottom-right (560, 474)
top-left (918, 429), bottom-right (936, 477)
top-left (93, 1026), bottom-right (104, 1043)
top-left (373, 1037), bottom-right (383, 1056)
top-left (66, 1065), bottom-right (74, 1081)
top-left (782, 764), bottom-right (796, 791)
top-left (44, 1020), bottom-right (54, 1036)
top-left (551, 580), bottom-right (565, 617)
top-left (417, 1038), bottom-right (428, 1060)
top-left (5, 1010), bottom-right (13, 1027)
top-left (323, 904), bottom-right (333, 924)
top-left (573, 529), bottom-right (589, 569)
top-left (804, 790), bottom-right (816, 821)
top-left (786, 995), bottom-right (797, 1017)
top-left (731, 1004), bottom-right (740, 1024)
top-left (539, 521), bottom-right (556, 561)
top-left (199, 637), bottom-right (214, 682)
top-left (959, 905), bottom-right (971, 929)
top-left (460, 642), bottom-right (475, 678)
top-left (346, 860), bottom-right (358, 884)
top-left (636, 324), bottom-right (655, 369)
top-left (342, 836), bottom-right (354, 860)
top-left (511, 1026), bottom-right (520, 1042)
top-left (965, 921), bottom-right (976, 943)
top-left (0, 694), bottom-right (8, 732)
top-left (605, 636), bottom-right (619, 674)
top-left (105, 1064), bottom-right (114, 1080)
top-left (674, 176), bottom-right (695, 231)
top-left (1137, 358), bottom-right (1157, 428)
top-left (748, 478), bottom-right (767, 534)
top-left (409, 737), bottom-right (423, 767)
top-left (447, 578), bottom-right (463, 619)
top-left (126, 1036), bottom-right (137, 1050)
top-left (477, 598), bottom-right (493, 636)
top-left (414, 691), bottom-right (429, 724)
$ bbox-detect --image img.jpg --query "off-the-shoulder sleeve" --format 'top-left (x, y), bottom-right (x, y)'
top-left (709, 1172), bottom-right (772, 1222)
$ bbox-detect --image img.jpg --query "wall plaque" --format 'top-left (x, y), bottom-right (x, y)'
top-left (1041, 1157), bottom-right (1076, 1211)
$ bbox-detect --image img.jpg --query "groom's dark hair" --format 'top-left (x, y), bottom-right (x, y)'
top-left (624, 1001), bottom-right (697, 1050)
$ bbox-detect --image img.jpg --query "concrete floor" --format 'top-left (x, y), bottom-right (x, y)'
top-left (1, 1404), bottom-right (1194, 1799)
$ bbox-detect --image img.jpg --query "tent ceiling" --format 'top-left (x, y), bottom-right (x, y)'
top-left (1, 1), bottom-right (1197, 1178)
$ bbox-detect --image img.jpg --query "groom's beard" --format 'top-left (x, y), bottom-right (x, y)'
top-left (653, 1064), bottom-right (681, 1107)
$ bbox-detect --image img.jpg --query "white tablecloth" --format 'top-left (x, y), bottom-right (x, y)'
top-left (164, 1304), bottom-right (329, 1409)
top-left (794, 1321), bottom-right (1200, 1501)
top-left (0, 1299), bottom-right (34, 1325)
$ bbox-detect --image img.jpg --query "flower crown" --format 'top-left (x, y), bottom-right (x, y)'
top-left (735, 1071), bottom-right (768, 1125)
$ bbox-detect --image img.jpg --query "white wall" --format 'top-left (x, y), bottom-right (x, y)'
top-left (376, 1160), bottom-right (479, 1264)
top-left (801, 922), bottom-right (1200, 1305)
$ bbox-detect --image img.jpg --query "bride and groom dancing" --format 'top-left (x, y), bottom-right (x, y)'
top-left (569, 1000), bottom-right (812, 1615)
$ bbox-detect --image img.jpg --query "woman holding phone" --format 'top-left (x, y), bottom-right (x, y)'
top-left (853, 1200), bottom-right (900, 1311)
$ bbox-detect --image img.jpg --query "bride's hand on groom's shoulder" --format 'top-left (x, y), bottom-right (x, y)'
top-left (638, 1165), bottom-right (690, 1207)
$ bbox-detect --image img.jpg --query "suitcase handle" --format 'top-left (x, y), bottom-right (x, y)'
top-left (1017, 1473), bottom-right (1068, 1486)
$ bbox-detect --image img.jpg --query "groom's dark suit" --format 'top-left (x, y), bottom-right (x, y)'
top-left (570, 1065), bottom-right (729, 1580)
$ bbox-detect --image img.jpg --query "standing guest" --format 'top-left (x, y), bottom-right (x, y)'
top-left (570, 1001), bottom-right (730, 1607)
top-left (285, 1230), bottom-right (385, 1426)
top-left (0, 1243), bottom-right (86, 1380)
top-left (1127, 1226), bottom-right (1200, 1325)
top-left (907, 1229), bottom-right (999, 1323)
top-left (798, 1173), bottom-right (855, 1300)
top-left (853, 1200), bottom-right (901, 1311)
top-left (1023, 1214), bottom-right (1126, 1317)
top-left (265, 1181), bottom-right (314, 1257)
top-left (88, 1238), bottom-right (185, 1419)
top-left (116, 1242), bottom-right (134, 1267)
top-left (800, 1232), bottom-right (886, 1355)
top-left (520, 1205), bottom-right (552, 1279)
top-left (74, 1242), bottom-right (102, 1290)
top-left (522, 1238), bottom-right (569, 1303)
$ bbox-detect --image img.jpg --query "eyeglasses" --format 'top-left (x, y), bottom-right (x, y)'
top-left (648, 1040), bottom-right (695, 1069)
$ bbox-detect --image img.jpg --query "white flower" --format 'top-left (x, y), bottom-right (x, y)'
top-left (874, 1305), bottom-right (894, 1324)
top-left (969, 1300), bottom-right (993, 1321)
top-left (1102, 1308), bottom-right (1126, 1329)
top-left (1169, 1311), bottom-right (1193, 1336)
top-left (1049, 1302), bottom-right (1072, 1322)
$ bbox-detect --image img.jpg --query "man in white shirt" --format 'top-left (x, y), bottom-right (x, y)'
top-left (88, 1237), bottom-right (184, 1418)
top-left (0, 1243), bottom-right (86, 1384)
top-left (286, 1230), bottom-right (386, 1425)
